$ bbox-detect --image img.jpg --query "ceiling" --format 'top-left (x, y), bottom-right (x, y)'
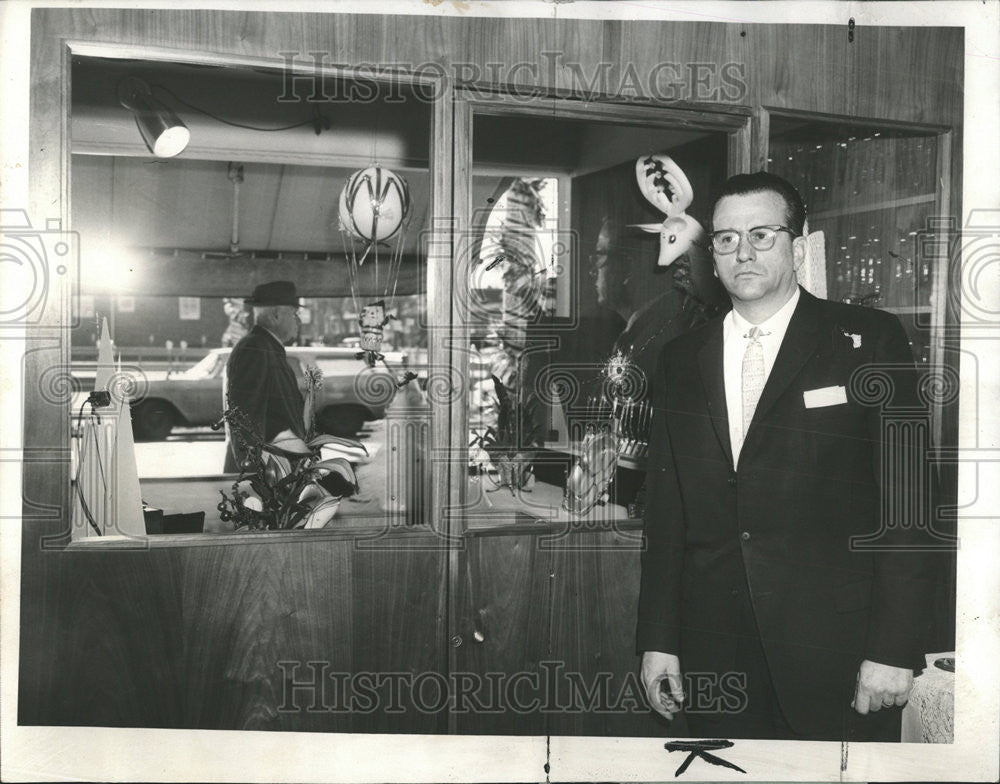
top-left (72, 156), bottom-right (431, 255)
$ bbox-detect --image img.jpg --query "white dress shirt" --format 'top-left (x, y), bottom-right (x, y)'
top-left (723, 287), bottom-right (800, 467)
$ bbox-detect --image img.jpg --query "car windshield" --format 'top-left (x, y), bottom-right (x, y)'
top-left (180, 352), bottom-right (224, 379)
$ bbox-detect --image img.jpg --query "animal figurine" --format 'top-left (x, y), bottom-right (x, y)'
top-left (631, 154), bottom-right (707, 267)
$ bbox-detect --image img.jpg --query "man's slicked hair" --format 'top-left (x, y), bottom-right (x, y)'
top-left (711, 171), bottom-right (807, 235)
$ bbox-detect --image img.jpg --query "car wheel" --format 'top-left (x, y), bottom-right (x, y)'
top-left (132, 399), bottom-right (176, 441)
top-left (316, 405), bottom-right (367, 438)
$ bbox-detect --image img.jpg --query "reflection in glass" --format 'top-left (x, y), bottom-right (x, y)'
top-left (767, 118), bottom-right (941, 364)
top-left (70, 56), bottom-right (432, 534)
top-left (70, 294), bottom-right (427, 532)
top-left (466, 114), bottom-right (729, 523)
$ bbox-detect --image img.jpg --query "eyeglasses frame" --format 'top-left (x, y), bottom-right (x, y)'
top-left (707, 225), bottom-right (800, 255)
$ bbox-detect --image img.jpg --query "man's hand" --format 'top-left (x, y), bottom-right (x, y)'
top-left (851, 659), bottom-right (913, 714)
top-left (641, 651), bottom-right (685, 720)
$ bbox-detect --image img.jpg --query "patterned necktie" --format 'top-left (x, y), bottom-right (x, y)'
top-left (741, 326), bottom-right (766, 437)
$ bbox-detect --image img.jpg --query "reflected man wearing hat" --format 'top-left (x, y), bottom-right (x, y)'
top-left (224, 280), bottom-right (307, 471)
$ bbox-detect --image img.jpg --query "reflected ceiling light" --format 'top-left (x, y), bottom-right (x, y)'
top-left (82, 240), bottom-right (142, 294)
top-left (117, 76), bottom-right (190, 158)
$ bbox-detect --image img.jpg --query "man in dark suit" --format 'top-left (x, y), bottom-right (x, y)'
top-left (636, 172), bottom-right (935, 741)
top-left (223, 280), bottom-right (307, 471)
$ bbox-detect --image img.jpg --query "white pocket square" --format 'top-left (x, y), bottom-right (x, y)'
top-left (803, 385), bottom-right (848, 408)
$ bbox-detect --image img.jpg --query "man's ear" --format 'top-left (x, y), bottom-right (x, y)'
top-left (792, 235), bottom-right (807, 271)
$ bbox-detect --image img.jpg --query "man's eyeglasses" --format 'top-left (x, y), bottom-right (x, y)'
top-left (587, 252), bottom-right (609, 278)
top-left (708, 225), bottom-right (799, 255)
top-left (588, 250), bottom-right (634, 277)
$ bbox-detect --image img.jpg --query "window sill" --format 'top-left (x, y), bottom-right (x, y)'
top-left (65, 520), bottom-right (443, 549)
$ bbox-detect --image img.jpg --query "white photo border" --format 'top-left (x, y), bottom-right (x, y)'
top-left (1, 1), bottom-right (997, 782)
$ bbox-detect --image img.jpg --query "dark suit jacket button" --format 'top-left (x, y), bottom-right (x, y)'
top-left (741, 531), bottom-right (751, 541)
top-left (727, 476), bottom-right (737, 487)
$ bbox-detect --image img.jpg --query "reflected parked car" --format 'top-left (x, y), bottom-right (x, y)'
top-left (129, 346), bottom-right (404, 441)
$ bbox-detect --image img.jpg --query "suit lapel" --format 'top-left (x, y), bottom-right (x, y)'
top-left (696, 319), bottom-right (734, 469)
top-left (743, 288), bottom-right (825, 445)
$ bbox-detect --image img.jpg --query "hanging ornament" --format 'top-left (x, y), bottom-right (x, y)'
top-left (359, 300), bottom-right (390, 354)
top-left (338, 165), bottom-right (411, 247)
top-left (337, 165), bottom-right (417, 387)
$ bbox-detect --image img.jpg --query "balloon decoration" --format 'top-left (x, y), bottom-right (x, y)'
top-left (631, 154), bottom-right (707, 268)
top-left (338, 165), bottom-right (410, 245)
top-left (337, 165), bottom-right (416, 387)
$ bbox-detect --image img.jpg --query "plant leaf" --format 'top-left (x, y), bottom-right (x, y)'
top-left (264, 430), bottom-right (312, 456)
top-left (262, 452), bottom-right (291, 484)
top-left (312, 457), bottom-right (359, 489)
top-left (274, 473), bottom-right (300, 493)
top-left (302, 496), bottom-right (342, 529)
top-left (297, 482), bottom-right (330, 506)
top-left (491, 375), bottom-right (508, 404)
top-left (308, 433), bottom-right (369, 455)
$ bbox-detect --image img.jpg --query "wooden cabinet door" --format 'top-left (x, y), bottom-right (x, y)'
top-left (546, 530), bottom-right (664, 737)
top-left (452, 527), bottom-right (666, 737)
top-left (452, 533), bottom-right (552, 734)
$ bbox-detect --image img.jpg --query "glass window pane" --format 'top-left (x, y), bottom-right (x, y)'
top-left (71, 57), bottom-right (432, 535)
top-left (465, 112), bottom-right (730, 525)
top-left (767, 118), bottom-right (941, 364)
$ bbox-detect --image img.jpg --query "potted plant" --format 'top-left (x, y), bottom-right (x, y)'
top-left (214, 364), bottom-right (367, 531)
top-left (473, 374), bottom-right (543, 494)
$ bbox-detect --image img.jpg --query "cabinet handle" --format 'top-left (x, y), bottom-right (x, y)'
top-left (450, 634), bottom-right (463, 648)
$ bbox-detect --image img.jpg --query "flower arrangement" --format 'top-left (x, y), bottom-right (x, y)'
top-left (214, 363), bottom-right (367, 531)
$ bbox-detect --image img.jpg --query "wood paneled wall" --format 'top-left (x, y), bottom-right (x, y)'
top-left (21, 8), bottom-right (963, 733)
top-left (20, 534), bottom-right (447, 732)
top-left (21, 526), bottom-right (656, 735)
top-left (38, 10), bottom-right (962, 124)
